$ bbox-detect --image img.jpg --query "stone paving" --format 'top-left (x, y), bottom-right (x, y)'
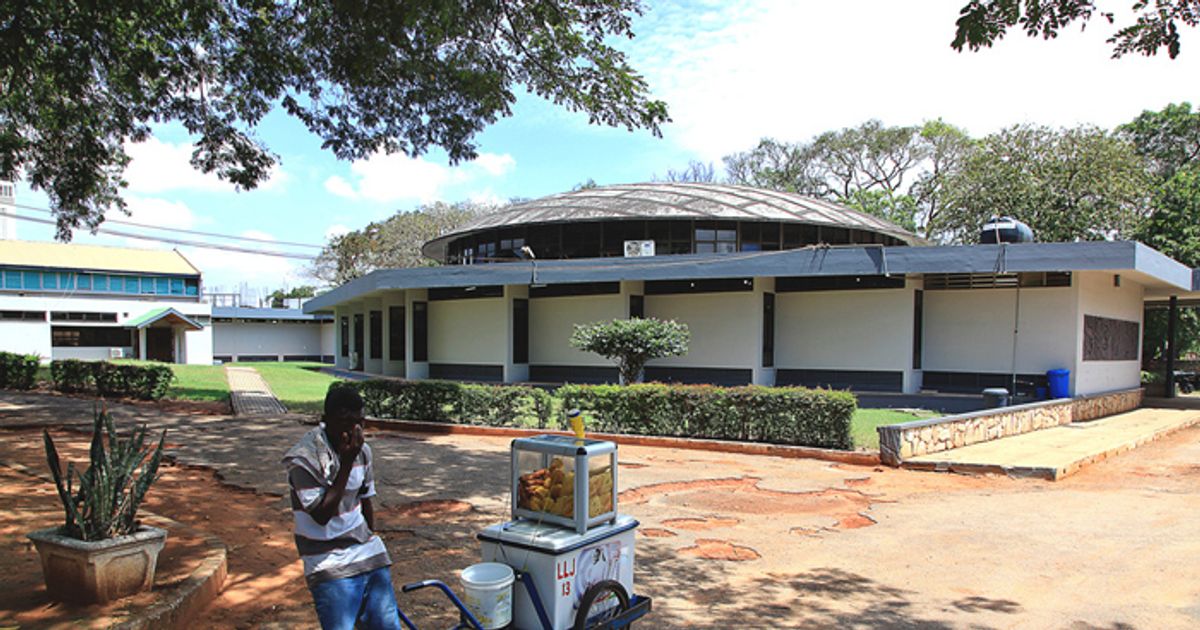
top-left (225, 367), bottom-right (288, 416)
top-left (905, 403), bottom-right (1200, 479)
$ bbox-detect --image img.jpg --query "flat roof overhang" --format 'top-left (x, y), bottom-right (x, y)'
top-left (305, 241), bottom-right (1196, 314)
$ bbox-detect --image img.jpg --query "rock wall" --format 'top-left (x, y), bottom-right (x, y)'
top-left (878, 388), bottom-right (1144, 466)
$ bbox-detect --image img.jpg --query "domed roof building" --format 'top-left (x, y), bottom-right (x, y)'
top-left (306, 181), bottom-right (1192, 407)
top-left (424, 182), bottom-right (922, 263)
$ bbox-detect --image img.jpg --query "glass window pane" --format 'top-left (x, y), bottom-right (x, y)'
top-left (741, 243), bottom-right (761, 252)
top-left (76, 274), bottom-right (91, 290)
top-left (125, 276), bottom-right (139, 293)
top-left (42, 272), bottom-right (57, 289)
top-left (695, 229), bottom-right (715, 241)
top-left (185, 279), bottom-right (199, 296)
top-left (23, 271), bottom-right (40, 289)
top-left (141, 277), bottom-right (155, 294)
top-left (156, 277), bottom-right (169, 294)
top-left (716, 229), bottom-right (736, 241)
top-left (93, 275), bottom-right (108, 291)
top-left (4, 271), bottom-right (19, 289)
top-left (696, 243), bottom-right (715, 254)
top-left (59, 273), bottom-right (74, 290)
top-left (170, 278), bottom-right (184, 295)
top-left (716, 241), bottom-right (737, 253)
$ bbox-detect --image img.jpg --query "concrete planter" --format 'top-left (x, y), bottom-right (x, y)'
top-left (27, 525), bottom-right (167, 603)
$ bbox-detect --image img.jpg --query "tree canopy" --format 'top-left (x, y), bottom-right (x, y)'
top-left (570, 317), bottom-right (690, 384)
top-left (310, 200), bottom-right (489, 284)
top-left (952, 0), bottom-right (1200, 59)
top-left (0, 0), bottom-right (669, 238)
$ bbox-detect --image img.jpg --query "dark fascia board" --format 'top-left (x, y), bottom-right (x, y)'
top-left (304, 241), bottom-right (1192, 313)
top-left (212, 306), bottom-right (333, 321)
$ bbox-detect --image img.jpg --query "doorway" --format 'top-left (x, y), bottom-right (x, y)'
top-left (146, 328), bottom-right (174, 363)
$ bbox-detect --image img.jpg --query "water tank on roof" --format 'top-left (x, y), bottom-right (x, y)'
top-left (980, 216), bottom-right (1034, 244)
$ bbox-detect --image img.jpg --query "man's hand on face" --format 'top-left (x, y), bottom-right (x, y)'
top-left (338, 424), bottom-right (364, 465)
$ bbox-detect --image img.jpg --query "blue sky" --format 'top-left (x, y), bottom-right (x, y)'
top-left (11, 0), bottom-right (1200, 295)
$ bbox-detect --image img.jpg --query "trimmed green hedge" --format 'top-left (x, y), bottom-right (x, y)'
top-left (48, 360), bottom-right (175, 400)
top-left (559, 384), bottom-right (856, 450)
top-left (343, 379), bottom-right (554, 428)
top-left (339, 379), bottom-right (857, 450)
top-left (0, 351), bottom-right (40, 390)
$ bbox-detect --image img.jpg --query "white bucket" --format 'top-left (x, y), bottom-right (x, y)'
top-left (459, 562), bottom-right (515, 630)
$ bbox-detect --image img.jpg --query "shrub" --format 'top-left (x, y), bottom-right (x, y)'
top-left (570, 318), bottom-right (690, 384)
top-left (0, 351), bottom-right (41, 390)
top-left (93, 362), bottom-right (175, 400)
top-left (557, 383), bottom-right (857, 450)
top-left (340, 379), bottom-right (554, 428)
top-left (43, 407), bottom-right (165, 540)
top-left (51, 359), bottom-right (95, 392)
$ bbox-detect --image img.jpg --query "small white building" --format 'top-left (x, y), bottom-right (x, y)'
top-left (212, 306), bottom-right (334, 363)
top-left (0, 240), bottom-right (212, 364)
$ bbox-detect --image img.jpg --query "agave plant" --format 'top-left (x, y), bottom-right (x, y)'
top-left (42, 408), bottom-right (166, 541)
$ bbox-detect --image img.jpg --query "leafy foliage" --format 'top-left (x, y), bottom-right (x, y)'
top-left (1121, 102), bottom-right (1200, 179)
top-left (43, 408), bottom-right (165, 541)
top-left (311, 201), bottom-right (489, 283)
top-left (558, 383), bottom-right (857, 450)
top-left (340, 379), bottom-right (553, 428)
top-left (935, 124), bottom-right (1150, 242)
top-left (269, 286), bottom-right (317, 309)
top-left (951, 0), bottom-right (1200, 59)
top-left (92, 362), bottom-right (175, 400)
top-left (0, 351), bottom-right (40, 390)
top-left (570, 318), bottom-right (690, 384)
top-left (50, 359), bottom-right (94, 393)
top-left (0, 0), bottom-right (669, 238)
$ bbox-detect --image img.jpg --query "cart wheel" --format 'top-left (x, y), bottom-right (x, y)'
top-left (1181, 382), bottom-right (1195, 394)
top-left (573, 580), bottom-right (631, 630)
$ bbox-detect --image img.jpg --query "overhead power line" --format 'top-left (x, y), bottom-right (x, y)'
top-left (0, 210), bottom-right (317, 261)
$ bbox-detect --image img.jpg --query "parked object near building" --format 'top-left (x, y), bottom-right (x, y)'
top-left (0, 240), bottom-right (212, 364)
top-left (306, 182), bottom-right (1200, 399)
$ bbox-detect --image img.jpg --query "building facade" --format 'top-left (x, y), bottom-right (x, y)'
top-left (0, 241), bottom-right (212, 364)
top-left (212, 307), bottom-right (335, 363)
top-left (306, 183), bottom-right (1196, 398)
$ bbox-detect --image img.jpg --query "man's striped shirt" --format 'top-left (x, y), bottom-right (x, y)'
top-left (284, 426), bottom-right (391, 586)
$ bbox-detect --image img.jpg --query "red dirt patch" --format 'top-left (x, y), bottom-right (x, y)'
top-left (661, 517), bottom-right (741, 531)
top-left (619, 477), bottom-right (759, 505)
top-left (639, 528), bottom-right (677, 538)
top-left (679, 539), bottom-right (761, 561)
top-left (835, 513), bottom-right (877, 529)
top-left (390, 499), bottom-right (473, 520)
top-left (844, 477), bottom-right (872, 487)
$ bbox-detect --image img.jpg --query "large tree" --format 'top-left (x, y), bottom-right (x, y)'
top-left (952, 0), bottom-right (1200, 59)
top-left (0, 0), bottom-right (669, 239)
top-left (310, 200), bottom-right (489, 284)
top-left (935, 124), bottom-right (1150, 243)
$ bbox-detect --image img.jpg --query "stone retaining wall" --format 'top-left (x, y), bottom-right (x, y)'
top-left (878, 387), bottom-right (1144, 466)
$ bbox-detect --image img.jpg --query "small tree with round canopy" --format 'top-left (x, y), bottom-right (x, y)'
top-left (570, 318), bottom-right (690, 384)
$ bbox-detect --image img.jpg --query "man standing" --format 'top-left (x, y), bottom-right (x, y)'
top-left (283, 386), bottom-right (402, 629)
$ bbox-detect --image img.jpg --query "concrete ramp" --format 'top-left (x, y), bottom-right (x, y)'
top-left (904, 405), bottom-right (1200, 480)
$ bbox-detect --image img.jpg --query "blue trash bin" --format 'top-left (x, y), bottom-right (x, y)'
top-left (1047, 369), bottom-right (1070, 399)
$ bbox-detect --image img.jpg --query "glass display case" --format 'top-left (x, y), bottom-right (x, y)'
top-left (511, 435), bottom-right (618, 534)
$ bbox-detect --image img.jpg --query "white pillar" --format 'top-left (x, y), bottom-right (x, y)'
top-left (138, 328), bottom-right (147, 360)
top-left (503, 285), bottom-right (529, 383)
top-left (752, 277), bottom-right (777, 386)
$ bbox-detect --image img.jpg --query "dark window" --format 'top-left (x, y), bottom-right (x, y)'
top-left (340, 316), bottom-right (349, 357)
top-left (694, 221), bottom-right (737, 254)
top-left (170, 278), bottom-right (184, 295)
top-left (389, 306), bottom-right (405, 361)
top-left (428, 285), bottom-right (504, 300)
top-left (185, 278), bottom-right (200, 296)
top-left (629, 295), bottom-right (645, 319)
top-left (762, 292), bottom-right (775, 368)
top-left (51, 326), bottom-right (132, 347)
top-left (924, 272), bottom-right (1072, 290)
top-left (562, 223), bottom-right (603, 259)
top-left (76, 274), bottom-right (91, 290)
top-left (529, 282), bottom-right (620, 299)
top-left (353, 314), bottom-right (364, 366)
top-left (913, 290), bottom-right (923, 370)
top-left (412, 302), bottom-right (428, 362)
top-left (0, 310), bottom-right (46, 321)
top-left (645, 278), bottom-right (754, 295)
top-left (776, 275), bottom-right (905, 292)
top-left (369, 310), bottom-right (382, 359)
top-left (50, 312), bottom-right (118, 322)
top-left (513, 298), bottom-right (529, 364)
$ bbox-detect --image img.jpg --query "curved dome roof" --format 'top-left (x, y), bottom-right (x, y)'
top-left (422, 182), bottom-right (923, 259)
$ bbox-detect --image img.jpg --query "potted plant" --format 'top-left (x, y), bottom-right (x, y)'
top-left (27, 408), bottom-right (167, 603)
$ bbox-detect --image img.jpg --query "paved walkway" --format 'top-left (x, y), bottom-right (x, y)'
top-left (905, 404), bottom-right (1200, 479)
top-left (225, 366), bottom-right (288, 416)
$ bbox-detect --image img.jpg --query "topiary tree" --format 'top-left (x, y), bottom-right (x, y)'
top-left (570, 318), bottom-right (690, 384)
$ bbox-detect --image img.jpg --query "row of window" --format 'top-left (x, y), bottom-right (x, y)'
top-left (340, 304), bottom-right (428, 364)
top-left (0, 268), bottom-right (200, 297)
top-left (51, 326), bottom-right (133, 347)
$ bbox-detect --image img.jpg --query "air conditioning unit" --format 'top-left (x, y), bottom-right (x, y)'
top-left (624, 240), bottom-right (655, 257)
top-left (109, 347), bottom-right (125, 359)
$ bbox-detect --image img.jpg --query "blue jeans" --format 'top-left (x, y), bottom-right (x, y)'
top-left (309, 566), bottom-right (404, 630)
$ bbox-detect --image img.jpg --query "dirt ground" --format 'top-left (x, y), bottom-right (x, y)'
top-left (1, 392), bottom-right (1199, 629)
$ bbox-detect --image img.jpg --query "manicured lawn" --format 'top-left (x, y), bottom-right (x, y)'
top-left (851, 408), bottom-right (939, 450)
top-left (229, 361), bottom-right (341, 415)
top-left (115, 359), bottom-right (231, 403)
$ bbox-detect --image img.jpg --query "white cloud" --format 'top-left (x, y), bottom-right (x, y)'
top-left (124, 136), bottom-right (288, 194)
top-left (625, 0), bottom-right (1200, 161)
top-left (324, 152), bottom-right (517, 203)
top-left (181, 229), bottom-right (305, 291)
top-left (123, 196), bottom-right (197, 230)
top-left (324, 223), bottom-right (352, 240)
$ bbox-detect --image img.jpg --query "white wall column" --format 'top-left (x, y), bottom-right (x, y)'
top-left (504, 285), bottom-right (530, 383)
top-left (137, 328), bottom-right (147, 360)
top-left (405, 289), bottom-right (429, 380)
top-left (333, 306), bottom-right (349, 369)
top-left (752, 277), bottom-right (776, 386)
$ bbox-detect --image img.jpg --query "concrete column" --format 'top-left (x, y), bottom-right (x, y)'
top-left (752, 277), bottom-right (776, 386)
top-left (1167, 295), bottom-right (1178, 398)
top-left (333, 306), bottom-right (348, 369)
top-left (902, 276), bottom-right (924, 394)
top-left (137, 328), bottom-right (147, 360)
top-left (405, 289), bottom-right (429, 380)
top-left (504, 285), bottom-right (530, 383)
top-left (364, 297), bottom-right (384, 375)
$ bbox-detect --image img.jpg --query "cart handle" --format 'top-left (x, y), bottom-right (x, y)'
top-left (399, 580), bottom-right (486, 630)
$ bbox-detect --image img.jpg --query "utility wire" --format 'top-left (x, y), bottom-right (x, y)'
top-left (0, 210), bottom-right (317, 261)
top-left (10, 201), bottom-right (324, 249)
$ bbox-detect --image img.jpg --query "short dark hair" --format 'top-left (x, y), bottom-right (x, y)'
top-left (323, 385), bottom-right (364, 421)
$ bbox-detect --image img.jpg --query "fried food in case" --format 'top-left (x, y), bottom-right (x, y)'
top-left (518, 457), bottom-right (614, 518)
